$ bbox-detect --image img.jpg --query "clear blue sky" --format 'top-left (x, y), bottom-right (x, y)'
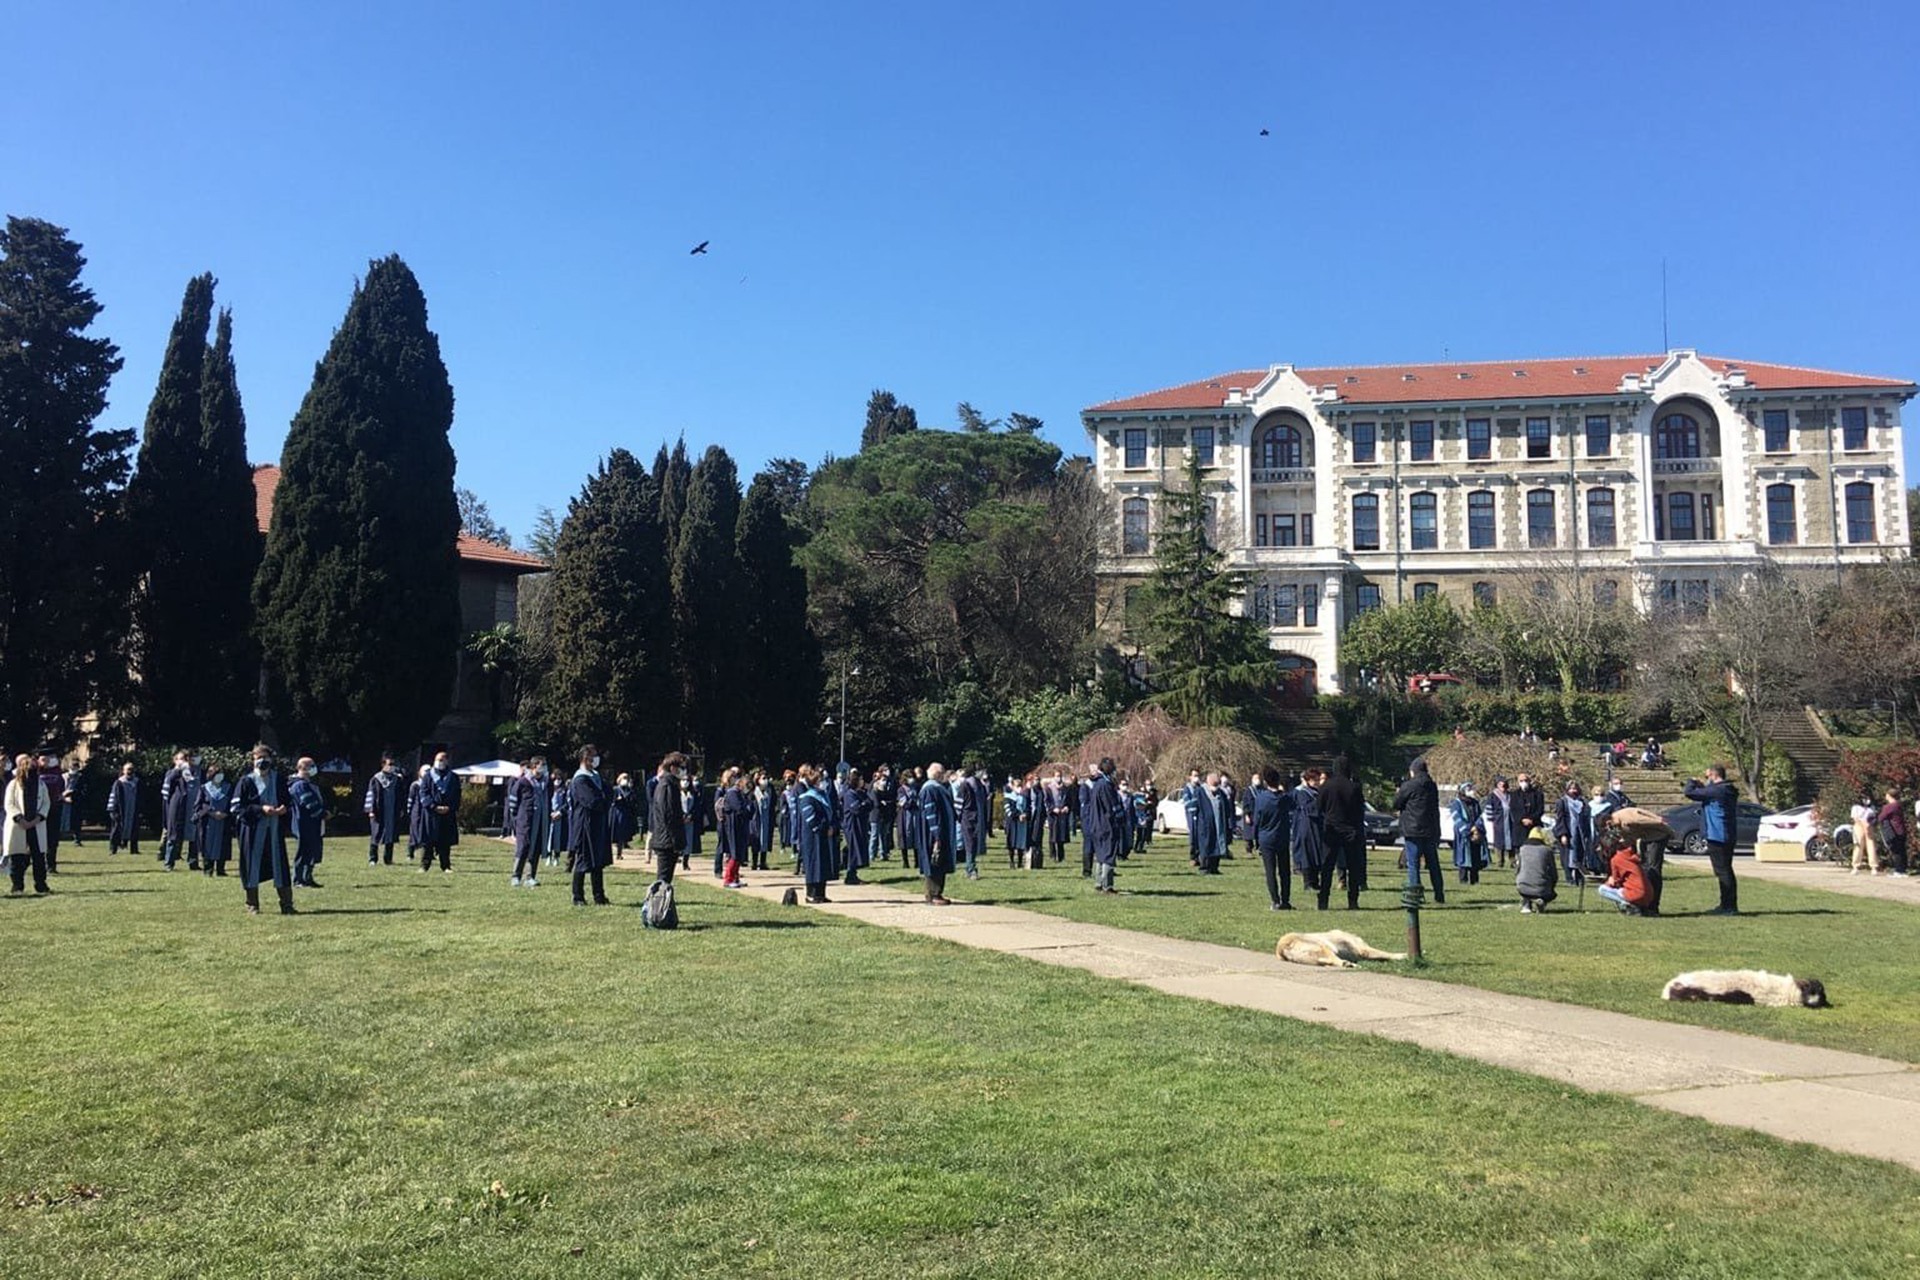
top-left (10, 0), bottom-right (1917, 542)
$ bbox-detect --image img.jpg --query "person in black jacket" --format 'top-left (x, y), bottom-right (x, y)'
top-left (1510, 772), bottom-right (1545, 846)
top-left (1392, 756), bottom-right (1445, 904)
top-left (1319, 756), bottom-right (1367, 910)
top-left (1250, 768), bottom-right (1294, 910)
top-left (648, 752), bottom-right (688, 884)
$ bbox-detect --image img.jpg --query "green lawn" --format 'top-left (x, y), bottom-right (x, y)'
top-left (4, 839), bottom-right (1919, 1278)
top-left (871, 837), bottom-right (1920, 1064)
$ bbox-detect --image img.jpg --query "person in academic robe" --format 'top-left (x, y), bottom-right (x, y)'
top-left (838, 768), bottom-right (872, 886)
top-left (508, 758), bottom-right (549, 887)
top-left (1250, 768), bottom-right (1294, 910)
top-left (1450, 781), bottom-right (1485, 885)
top-left (108, 762), bottom-right (142, 857)
top-left (1078, 774), bottom-right (1096, 877)
top-left (1482, 776), bottom-right (1518, 870)
top-left (1190, 772), bottom-right (1229, 875)
top-left (1046, 773), bottom-right (1072, 864)
top-left (1320, 756), bottom-right (1368, 909)
top-left (568, 746), bottom-right (613, 906)
top-left (794, 764), bottom-right (836, 904)
top-left (718, 771), bottom-right (754, 887)
top-left (999, 776), bottom-right (1023, 869)
top-left (1291, 768), bottom-right (1330, 906)
top-left (682, 772), bottom-right (706, 872)
top-left (160, 750), bottom-right (200, 871)
top-left (233, 745), bottom-right (296, 915)
top-left (917, 763), bottom-right (957, 904)
top-left (900, 770), bottom-right (924, 871)
top-left (1086, 757), bottom-right (1127, 894)
top-left (546, 770), bottom-right (570, 868)
top-left (869, 765), bottom-right (896, 864)
top-left (1180, 770), bottom-right (1203, 867)
top-left (419, 751), bottom-right (460, 873)
top-left (777, 769), bottom-right (798, 855)
top-left (36, 754), bottom-right (66, 872)
top-left (60, 761), bottom-right (85, 846)
top-left (289, 756), bottom-right (328, 888)
top-left (610, 772), bottom-right (639, 860)
top-left (406, 765), bottom-right (430, 861)
top-left (364, 755), bottom-right (405, 865)
top-left (1023, 774), bottom-right (1047, 869)
top-left (195, 765), bottom-right (234, 876)
top-left (751, 771), bottom-right (774, 871)
top-left (4, 753), bottom-right (52, 895)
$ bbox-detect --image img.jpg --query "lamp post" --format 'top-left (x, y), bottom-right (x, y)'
top-left (831, 660), bottom-right (862, 772)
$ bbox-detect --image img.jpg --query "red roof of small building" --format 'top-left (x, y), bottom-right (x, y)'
top-left (1085, 354), bottom-right (1915, 413)
top-left (251, 465), bottom-right (548, 572)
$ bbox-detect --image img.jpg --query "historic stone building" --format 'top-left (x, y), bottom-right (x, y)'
top-left (1083, 350), bottom-right (1913, 694)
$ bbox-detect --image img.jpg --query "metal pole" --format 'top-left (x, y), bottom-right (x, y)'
top-left (1402, 855), bottom-right (1424, 961)
top-left (838, 662), bottom-right (849, 770)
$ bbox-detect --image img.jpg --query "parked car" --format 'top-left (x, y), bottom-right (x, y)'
top-left (1406, 672), bottom-right (1466, 698)
top-left (1364, 801), bottom-right (1401, 846)
top-left (1659, 800), bottom-right (1771, 855)
top-left (1754, 805), bottom-right (1851, 860)
top-left (1155, 795), bottom-right (1188, 835)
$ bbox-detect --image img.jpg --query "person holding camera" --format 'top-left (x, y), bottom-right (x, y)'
top-left (1682, 764), bottom-right (1739, 915)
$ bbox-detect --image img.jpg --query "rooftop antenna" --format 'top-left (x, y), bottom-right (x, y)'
top-left (1661, 257), bottom-right (1669, 351)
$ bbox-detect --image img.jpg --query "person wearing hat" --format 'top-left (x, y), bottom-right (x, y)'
top-left (1514, 826), bottom-right (1559, 913)
top-left (1450, 781), bottom-right (1485, 885)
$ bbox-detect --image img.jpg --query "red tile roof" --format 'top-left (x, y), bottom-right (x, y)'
top-left (251, 465), bottom-right (548, 572)
top-left (1085, 354), bottom-right (1915, 413)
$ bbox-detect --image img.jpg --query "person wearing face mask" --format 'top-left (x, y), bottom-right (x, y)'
top-left (1190, 771), bottom-right (1229, 875)
top-left (160, 749), bottom-right (200, 872)
top-left (508, 757), bottom-right (549, 887)
top-left (794, 763), bottom-right (836, 904)
top-left (1510, 773), bottom-right (1545, 848)
top-left (234, 746), bottom-right (296, 915)
top-left (289, 756), bottom-right (328, 888)
top-left (108, 762), bottom-right (142, 857)
top-left (195, 763), bottom-right (234, 877)
top-left (1483, 777), bottom-right (1518, 869)
top-left (648, 753), bottom-right (689, 885)
top-left (406, 765), bottom-right (431, 862)
top-left (917, 762), bottom-right (957, 904)
top-left (609, 771), bottom-right (639, 861)
top-left (568, 745), bottom-right (613, 907)
top-left (418, 750), bottom-right (460, 874)
top-left (1553, 781), bottom-right (1595, 885)
top-left (364, 754), bottom-right (405, 866)
top-left (36, 753), bottom-right (67, 873)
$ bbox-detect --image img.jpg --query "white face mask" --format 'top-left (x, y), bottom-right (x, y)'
top-left (255, 760), bottom-right (270, 773)
top-left (591, 756), bottom-right (601, 769)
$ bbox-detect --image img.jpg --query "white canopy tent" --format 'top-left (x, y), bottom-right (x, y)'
top-left (453, 759), bottom-right (520, 781)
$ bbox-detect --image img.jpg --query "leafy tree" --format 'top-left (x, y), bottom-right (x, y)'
top-left (0, 217), bottom-right (130, 748)
top-left (860, 388), bottom-right (918, 451)
top-left (1502, 557), bottom-right (1635, 694)
top-left (456, 487), bottom-right (511, 546)
top-left (464, 622), bottom-right (525, 734)
top-left (736, 469), bottom-right (822, 765)
top-left (1006, 412), bottom-right (1044, 435)
top-left (1135, 453), bottom-right (1271, 727)
top-left (535, 449), bottom-right (673, 765)
top-left (671, 444), bottom-right (743, 756)
top-left (253, 255), bottom-right (460, 768)
top-left (1338, 593), bottom-right (1464, 694)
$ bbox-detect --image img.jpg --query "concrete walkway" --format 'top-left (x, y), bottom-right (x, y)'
top-left (1666, 853), bottom-right (1918, 905)
top-left (697, 864), bottom-right (1920, 1171)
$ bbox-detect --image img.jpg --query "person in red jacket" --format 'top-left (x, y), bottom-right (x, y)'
top-left (1597, 837), bottom-right (1652, 916)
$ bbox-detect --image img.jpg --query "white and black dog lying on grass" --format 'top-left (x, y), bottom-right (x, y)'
top-left (1662, 970), bottom-right (1829, 1008)
top-left (1276, 930), bottom-right (1407, 968)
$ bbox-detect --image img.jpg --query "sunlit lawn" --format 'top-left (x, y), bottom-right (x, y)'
top-left (2, 837), bottom-right (1918, 1278)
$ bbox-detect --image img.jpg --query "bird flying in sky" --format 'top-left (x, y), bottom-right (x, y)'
top-left (690, 241), bottom-right (710, 255)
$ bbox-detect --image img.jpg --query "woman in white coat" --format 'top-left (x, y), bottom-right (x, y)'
top-left (5, 751), bottom-right (53, 895)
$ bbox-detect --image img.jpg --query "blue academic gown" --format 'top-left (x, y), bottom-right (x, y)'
top-left (1290, 783), bottom-right (1327, 880)
top-left (108, 774), bottom-right (141, 846)
top-left (234, 768), bottom-right (293, 892)
top-left (289, 776), bottom-right (326, 883)
top-left (839, 782), bottom-right (872, 872)
top-left (795, 784), bottom-right (835, 884)
top-left (610, 784), bottom-right (638, 849)
top-left (568, 769), bottom-right (612, 872)
top-left (195, 779), bottom-right (234, 870)
top-left (753, 785), bottom-right (774, 858)
top-left (510, 774), bottom-right (549, 870)
top-left (365, 769), bottom-right (405, 849)
top-left (1087, 772), bottom-right (1126, 866)
top-left (918, 778), bottom-right (957, 878)
top-left (718, 787), bottom-right (754, 869)
top-left (421, 768), bottom-right (460, 849)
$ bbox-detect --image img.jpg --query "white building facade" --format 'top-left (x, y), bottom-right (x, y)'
top-left (1083, 351), bottom-right (1914, 695)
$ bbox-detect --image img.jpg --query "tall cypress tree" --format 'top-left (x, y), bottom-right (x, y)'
top-left (124, 274), bottom-right (220, 740)
top-left (656, 437), bottom-right (691, 552)
top-left (672, 445), bottom-right (742, 757)
top-left (861, 389), bottom-right (918, 451)
top-left (253, 256), bottom-right (460, 764)
top-left (536, 449), bottom-right (672, 765)
top-left (0, 217), bottom-right (129, 748)
top-left (196, 308), bottom-right (265, 742)
top-left (736, 470), bottom-right (822, 765)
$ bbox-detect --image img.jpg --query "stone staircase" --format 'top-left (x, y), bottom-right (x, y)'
top-left (1761, 706), bottom-right (1846, 805)
top-left (1270, 707), bottom-right (1342, 775)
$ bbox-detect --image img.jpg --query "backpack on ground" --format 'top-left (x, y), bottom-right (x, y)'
top-left (641, 879), bottom-right (678, 930)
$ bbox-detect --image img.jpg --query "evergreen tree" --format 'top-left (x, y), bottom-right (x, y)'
top-left (860, 389), bottom-right (918, 451)
top-left (535, 449), bottom-right (672, 764)
top-left (253, 256), bottom-right (460, 766)
top-left (736, 470), bottom-right (822, 765)
top-left (1136, 452), bottom-right (1272, 727)
top-left (655, 437), bottom-right (691, 552)
top-left (672, 444), bottom-right (742, 757)
top-left (0, 217), bottom-right (130, 748)
top-left (456, 486), bottom-right (511, 546)
top-left (193, 307), bottom-right (265, 742)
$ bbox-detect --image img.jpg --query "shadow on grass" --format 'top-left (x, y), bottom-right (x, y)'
top-left (302, 906), bottom-right (450, 916)
top-left (729, 919), bottom-right (818, 930)
top-left (1122, 888), bottom-right (1221, 898)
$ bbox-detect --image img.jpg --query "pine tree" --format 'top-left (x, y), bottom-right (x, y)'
top-left (655, 437), bottom-right (691, 552)
top-left (672, 444), bottom-right (742, 757)
top-left (736, 470), bottom-right (822, 765)
top-left (197, 307), bottom-right (265, 742)
top-left (1137, 452), bottom-right (1272, 727)
top-left (0, 217), bottom-right (130, 748)
top-left (536, 449), bottom-right (673, 764)
top-left (861, 389), bottom-right (918, 450)
top-left (253, 256), bottom-right (460, 765)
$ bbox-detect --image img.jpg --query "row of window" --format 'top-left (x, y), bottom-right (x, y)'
top-left (1247, 583), bottom-right (1322, 628)
top-left (1352, 488), bottom-right (1610, 551)
top-left (1120, 407), bottom-right (1875, 470)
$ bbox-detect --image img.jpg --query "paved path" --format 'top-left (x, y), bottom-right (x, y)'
top-left (688, 864), bottom-right (1920, 1171)
top-left (1666, 853), bottom-right (1918, 905)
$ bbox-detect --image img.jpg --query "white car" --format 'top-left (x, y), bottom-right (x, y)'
top-left (1754, 805), bottom-right (1849, 860)
top-left (1155, 796), bottom-right (1188, 834)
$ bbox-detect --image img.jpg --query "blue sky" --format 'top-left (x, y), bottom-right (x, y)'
top-left (9, 0), bottom-right (1917, 542)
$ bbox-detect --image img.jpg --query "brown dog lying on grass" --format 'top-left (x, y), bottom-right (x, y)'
top-left (1276, 930), bottom-right (1408, 968)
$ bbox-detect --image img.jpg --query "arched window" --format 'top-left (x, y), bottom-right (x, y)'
top-left (1767, 484), bottom-right (1797, 545)
top-left (1656, 412), bottom-right (1702, 460)
top-left (1468, 489), bottom-right (1495, 549)
top-left (1259, 423), bottom-right (1304, 470)
top-left (1846, 482), bottom-right (1877, 543)
top-left (1526, 489), bottom-right (1556, 548)
top-left (1586, 488), bottom-right (1616, 547)
top-left (1409, 492), bottom-right (1438, 550)
top-left (1121, 497), bottom-right (1149, 555)
top-left (1352, 493), bottom-right (1380, 550)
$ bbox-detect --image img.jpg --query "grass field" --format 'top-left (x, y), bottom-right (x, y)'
top-left (4, 837), bottom-right (1919, 1279)
top-left (863, 835), bottom-right (1920, 1064)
